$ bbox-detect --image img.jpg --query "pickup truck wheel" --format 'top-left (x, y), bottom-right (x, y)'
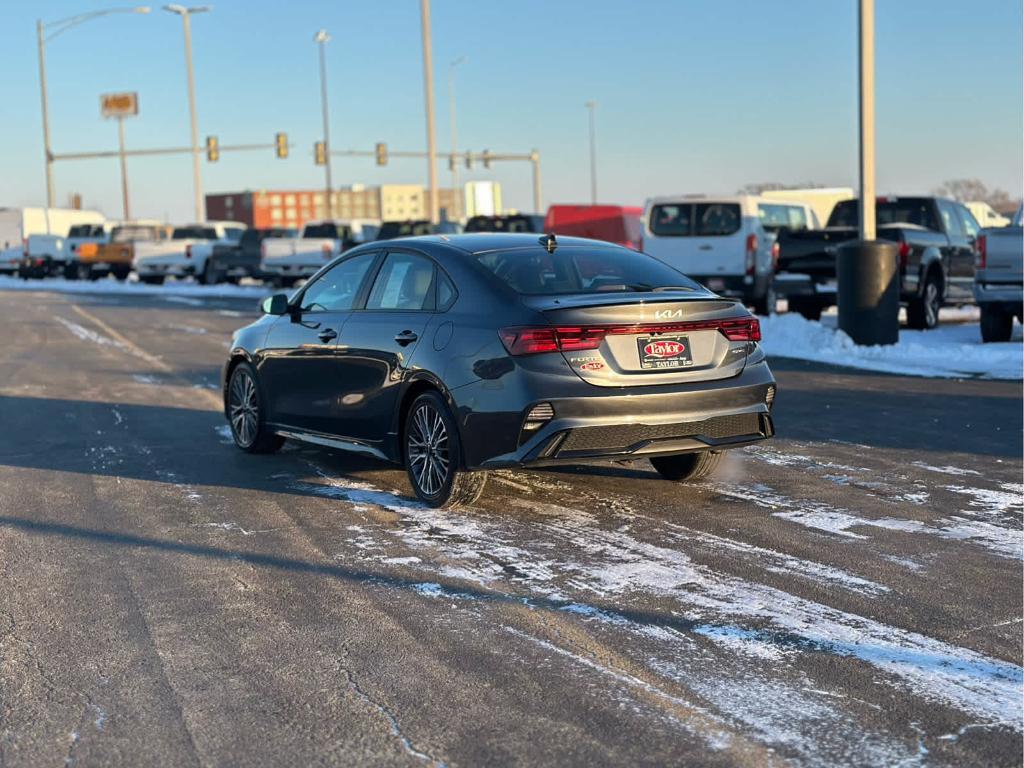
top-left (753, 283), bottom-right (777, 316)
top-left (63, 262), bottom-right (79, 281)
top-left (140, 275), bottom-right (165, 286)
top-left (199, 260), bottom-right (215, 285)
top-left (789, 297), bottom-right (823, 321)
top-left (980, 305), bottom-right (1013, 343)
top-left (651, 451), bottom-right (723, 482)
top-left (907, 274), bottom-right (941, 330)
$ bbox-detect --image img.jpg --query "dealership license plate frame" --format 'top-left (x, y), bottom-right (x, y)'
top-left (637, 334), bottom-right (694, 370)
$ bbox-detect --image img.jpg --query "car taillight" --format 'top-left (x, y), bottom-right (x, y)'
top-left (745, 233), bottom-right (757, 275)
top-left (499, 318), bottom-right (761, 355)
top-left (771, 240), bottom-right (780, 268)
top-left (185, 245), bottom-right (192, 259)
top-left (322, 243), bottom-right (332, 259)
top-left (897, 240), bottom-right (911, 269)
top-left (976, 234), bottom-right (987, 268)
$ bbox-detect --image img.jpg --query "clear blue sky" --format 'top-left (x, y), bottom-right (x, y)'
top-left (0, 0), bottom-right (1020, 221)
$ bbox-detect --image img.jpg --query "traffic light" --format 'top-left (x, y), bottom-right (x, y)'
top-left (206, 135), bottom-right (219, 162)
top-left (482, 149), bottom-right (492, 169)
top-left (375, 142), bottom-right (388, 166)
top-left (464, 151), bottom-right (473, 170)
top-left (275, 132), bottom-right (288, 159)
top-left (448, 154), bottom-right (456, 172)
top-left (314, 141), bottom-right (326, 166)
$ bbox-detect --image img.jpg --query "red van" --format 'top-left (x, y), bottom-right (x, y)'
top-left (544, 205), bottom-right (644, 249)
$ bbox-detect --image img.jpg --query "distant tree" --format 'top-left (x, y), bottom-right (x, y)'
top-left (932, 178), bottom-right (1011, 206)
top-left (738, 181), bottom-right (826, 195)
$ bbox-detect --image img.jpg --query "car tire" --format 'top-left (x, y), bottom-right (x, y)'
top-left (789, 297), bottom-right (823, 321)
top-left (907, 272), bottom-right (941, 330)
top-left (140, 275), bottom-right (165, 286)
top-left (650, 451), bottom-right (724, 482)
top-left (980, 305), bottom-right (1013, 343)
top-left (753, 282), bottom-right (777, 316)
top-left (64, 262), bottom-right (79, 281)
top-left (404, 390), bottom-right (486, 509)
top-left (226, 362), bottom-right (284, 454)
top-left (112, 267), bottom-right (130, 282)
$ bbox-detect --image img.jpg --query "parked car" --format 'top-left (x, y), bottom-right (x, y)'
top-left (640, 195), bottom-right (808, 315)
top-left (203, 227), bottom-right (297, 284)
top-left (974, 205), bottom-right (1023, 342)
top-left (774, 196), bottom-right (982, 328)
top-left (544, 205), bottom-right (643, 249)
top-left (761, 187), bottom-right (853, 230)
top-left (77, 221), bottom-right (171, 281)
top-left (965, 201), bottom-right (1010, 229)
top-left (222, 233), bottom-right (775, 509)
top-left (60, 222), bottom-right (116, 279)
top-left (261, 220), bottom-right (376, 286)
top-left (464, 214), bottom-right (546, 233)
top-left (375, 220), bottom-right (436, 240)
top-left (2, 207), bottom-right (106, 278)
top-left (134, 221), bottom-right (247, 285)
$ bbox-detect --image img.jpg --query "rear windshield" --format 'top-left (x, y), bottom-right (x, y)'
top-left (377, 221), bottom-right (433, 240)
top-left (465, 215), bottom-right (543, 233)
top-left (242, 227), bottom-right (296, 245)
top-left (304, 223), bottom-right (350, 239)
top-left (112, 225), bottom-right (162, 243)
top-left (828, 199), bottom-right (940, 231)
top-left (68, 224), bottom-right (105, 237)
top-left (476, 246), bottom-right (700, 296)
top-left (758, 203), bottom-right (809, 232)
top-left (172, 226), bottom-right (217, 240)
top-left (649, 203), bottom-right (742, 237)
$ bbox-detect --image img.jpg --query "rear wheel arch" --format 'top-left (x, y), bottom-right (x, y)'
top-left (918, 253), bottom-right (945, 298)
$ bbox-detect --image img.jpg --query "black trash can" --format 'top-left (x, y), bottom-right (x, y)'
top-left (836, 240), bottom-right (899, 346)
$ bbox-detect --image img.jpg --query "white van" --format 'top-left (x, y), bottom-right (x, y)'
top-left (641, 195), bottom-right (816, 314)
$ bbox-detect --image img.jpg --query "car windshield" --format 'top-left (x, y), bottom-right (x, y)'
top-left (112, 225), bottom-right (161, 243)
top-left (476, 246), bottom-right (700, 295)
top-left (68, 224), bottom-right (104, 237)
top-left (172, 226), bottom-right (217, 240)
top-left (828, 199), bottom-right (941, 231)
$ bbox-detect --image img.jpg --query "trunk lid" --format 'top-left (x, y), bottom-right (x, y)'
top-left (519, 293), bottom-right (756, 387)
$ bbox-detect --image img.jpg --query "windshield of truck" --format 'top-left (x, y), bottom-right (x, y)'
top-left (377, 221), bottom-right (433, 240)
top-left (303, 223), bottom-right (347, 239)
top-left (68, 224), bottom-right (105, 237)
top-left (477, 246), bottom-right (700, 295)
top-left (112, 225), bottom-right (161, 243)
top-left (224, 227), bottom-right (245, 242)
top-left (828, 199), bottom-right (940, 231)
top-left (649, 203), bottom-right (742, 237)
top-left (172, 226), bottom-right (218, 240)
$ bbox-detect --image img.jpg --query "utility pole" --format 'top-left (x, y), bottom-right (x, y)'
top-left (36, 20), bottom-right (55, 212)
top-left (420, 0), bottom-right (439, 224)
top-left (530, 149), bottom-right (542, 215)
top-left (585, 100), bottom-right (597, 204)
top-left (448, 56), bottom-right (466, 220)
top-left (117, 116), bottom-right (131, 219)
top-left (315, 29), bottom-right (333, 219)
top-left (858, 0), bottom-right (875, 240)
top-left (164, 4), bottom-right (208, 222)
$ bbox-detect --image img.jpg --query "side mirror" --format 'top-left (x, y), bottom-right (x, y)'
top-left (260, 293), bottom-right (289, 315)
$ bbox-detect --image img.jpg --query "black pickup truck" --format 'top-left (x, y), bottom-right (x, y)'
top-left (205, 227), bottom-right (296, 283)
top-left (774, 196), bottom-right (981, 328)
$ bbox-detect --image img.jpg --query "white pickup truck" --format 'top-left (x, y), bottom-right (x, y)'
top-left (975, 205), bottom-right (1023, 342)
top-left (60, 222), bottom-right (116, 279)
top-left (133, 221), bottom-right (247, 285)
top-left (260, 220), bottom-right (377, 286)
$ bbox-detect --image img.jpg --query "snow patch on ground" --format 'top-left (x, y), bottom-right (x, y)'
top-left (54, 316), bottom-right (123, 348)
top-left (0, 274), bottom-right (267, 299)
top-left (758, 312), bottom-right (1022, 379)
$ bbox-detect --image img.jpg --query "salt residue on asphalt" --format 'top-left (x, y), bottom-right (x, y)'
top-left (758, 311), bottom-right (1022, 380)
top-left (0, 274), bottom-right (268, 299)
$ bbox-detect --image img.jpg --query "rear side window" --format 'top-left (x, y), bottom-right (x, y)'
top-left (829, 199), bottom-right (941, 231)
top-left (476, 246), bottom-right (699, 295)
top-left (759, 204), bottom-right (809, 232)
top-left (649, 203), bottom-right (742, 237)
top-left (366, 253), bottom-right (436, 311)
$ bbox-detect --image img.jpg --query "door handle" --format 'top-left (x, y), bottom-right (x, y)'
top-left (318, 328), bottom-right (337, 343)
top-left (394, 330), bottom-right (418, 346)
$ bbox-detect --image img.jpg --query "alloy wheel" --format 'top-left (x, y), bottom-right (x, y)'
top-left (407, 403), bottom-right (451, 497)
top-left (924, 281), bottom-right (939, 328)
top-left (229, 369), bottom-right (259, 447)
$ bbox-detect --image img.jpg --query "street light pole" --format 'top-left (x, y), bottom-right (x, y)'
top-left (314, 29), bottom-right (333, 220)
top-left (585, 100), bottom-right (597, 204)
top-left (36, 6), bottom-right (151, 217)
top-left (117, 116), bottom-right (131, 219)
top-left (448, 56), bottom-right (465, 221)
top-left (164, 4), bottom-right (209, 223)
top-left (420, 0), bottom-right (439, 224)
top-left (858, 0), bottom-right (876, 241)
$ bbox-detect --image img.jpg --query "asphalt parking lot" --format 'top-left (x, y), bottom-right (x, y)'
top-left (0, 287), bottom-right (1020, 767)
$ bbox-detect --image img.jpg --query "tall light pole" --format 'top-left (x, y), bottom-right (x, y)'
top-left (448, 55), bottom-right (466, 221)
top-left (858, 0), bottom-right (876, 241)
top-left (419, 0), bottom-right (439, 224)
top-left (314, 29), bottom-right (333, 220)
top-left (585, 100), bottom-right (597, 204)
top-left (36, 6), bottom-right (151, 216)
top-left (164, 4), bottom-right (209, 223)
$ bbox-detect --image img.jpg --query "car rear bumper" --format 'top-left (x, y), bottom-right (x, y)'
top-left (456, 358), bottom-right (776, 469)
top-left (136, 262), bottom-right (196, 278)
top-left (974, 282), bottom-right (1023, 306)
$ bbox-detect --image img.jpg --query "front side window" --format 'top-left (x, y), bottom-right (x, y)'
top-left (477, 246), bottom-right (700, 296)
top-left (299, 251), bottom-right (377, 313)
top-left (937, 200), bottom-right (965, 237)
top-left (366, 253), bottom-right (436, 310)
top-left (957, 204), bottom-right (980, 238)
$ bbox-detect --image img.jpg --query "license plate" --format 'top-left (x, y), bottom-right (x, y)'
top-left (706, 278), bottom-right (725, 290)
top-left (637, 335), bottom-right (693, 369)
